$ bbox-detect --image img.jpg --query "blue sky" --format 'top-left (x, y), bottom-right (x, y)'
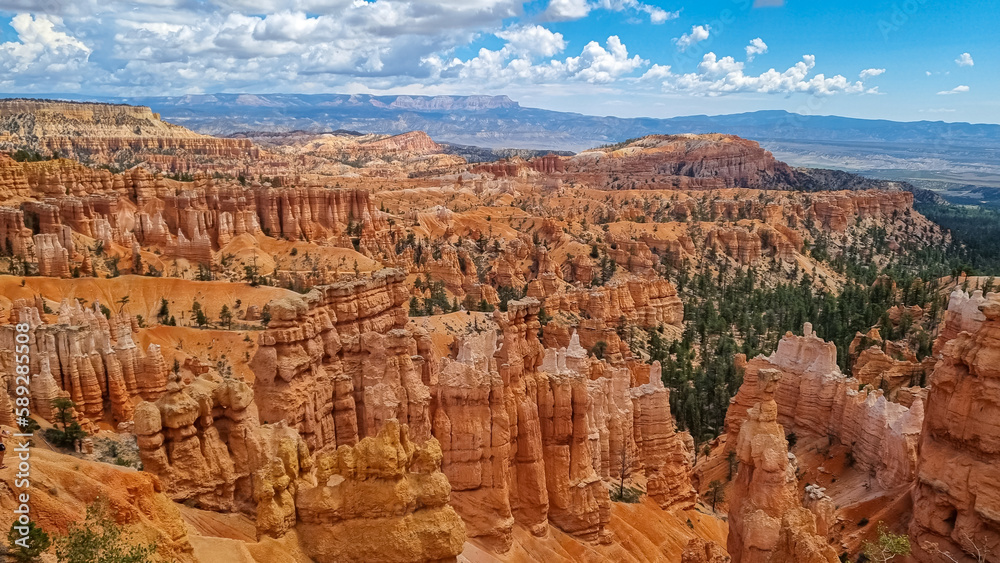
top-left (0, 0), bottom-right (995, 123)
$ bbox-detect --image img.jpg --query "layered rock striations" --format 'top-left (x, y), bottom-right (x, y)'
top-left (0, 99), bottom-right (260, 164)
top-left (135, 371), bottom-right (266, 513)
top-left (0, 156), bottom-right (393, 271)
top-left (249, 268), bottom-right (417, 451)
top-left (910, 293), bottom-right (1000, 562)
top-left (727, 368), bottom-right (838, 563)
top-left (296, 419), bottom-right (466, 563)
top-left (1, 298), bottom-right (168, 427)
top-left (249, 272), bottom-right (696, 551)
top-left (725, 324), bottom-right (924, 490)
top-left (565, 134), bottom-right (796, 190)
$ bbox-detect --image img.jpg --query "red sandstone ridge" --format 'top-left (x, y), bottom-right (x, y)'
top-left (0, 157), bottom-right (392, 275)
top-left (248, 273), bottom-right (696, 553)
top-left (910, 292), bottom-right (1000, 562)
top-left (727, 368), bottom-right (838, 563)
top-left (0, 99), bottom-right (260, 163)
top-left (472, 154), bottom-right (565, 177)
top-left (357, 131), bottom-right (441, 154)
top-left (724, 323), bottom-right (924, 491)
top-left (563, 134), bottom-right (795, 190)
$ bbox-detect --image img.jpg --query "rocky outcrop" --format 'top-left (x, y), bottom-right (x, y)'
top-left (934, 289), bottom-right (988, 355)
top-left (808, 191), bottom-right (913, 232)
top-left (0, 99), bottom-right (260, 164)
top-left (473, 154), bottom-right (566, 177)
top-left (0, 154), bottom-right (394, 276)
top-left (566, 134), bottom-right (796, 190)
top-left (358, 131), bottom-right (441, 155)
top-left (0, 298), bottom-right (168, 427)
top-left (249, 269), bottom-right (418, 451)
top-left (135, 372), bottom-right (259, 512)
top-left (707, 227), bottom-right (763, 264)
top-left (540, 277), bottom-right (683, 349)
top-left (727, 368), bottom-right (838, 563)
top-left (682, 538), bottom-right (731, 563)
top-left (32, 232), bottom-right (71, 276)
top-left (631, 361), bottom-right (698, 510)
top-left (706, 225), bottom-right (798, 264)
top-left (295, 419), bottom-right (466, 563)
top-left (910, 293), bottom-right (1000, 562)
top-left (251, 273), bottom-right (695, 552)
top-left (725, 324), bottom-right (924, 490)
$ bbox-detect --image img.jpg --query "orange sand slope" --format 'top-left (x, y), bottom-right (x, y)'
top-left (461, 499), bottom-right (728, 563)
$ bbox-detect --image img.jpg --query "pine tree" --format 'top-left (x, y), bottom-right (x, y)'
top-left (219, 305), bottom-right (233, 329)
top-left (7, 520), bottom-right (50, 563)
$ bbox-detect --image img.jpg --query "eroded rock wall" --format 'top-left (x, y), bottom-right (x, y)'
top-left (910, 293), bottom-right (1000, 562)
top-left (296, 419), bottom-right (466, 563)
top-left (250, 273), bottom-right (695, 551)
top-left (727, 368), bottom-right (838, 563)
top-left (1, 298), bottom-right (168, 427)
top-left (724, 323), bottom-right (923, 490)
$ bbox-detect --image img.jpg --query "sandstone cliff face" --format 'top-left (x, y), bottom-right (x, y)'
top-left (934, 289), bottom-right (988, 355)
top-left (135, 371), bottom-right (269, 514)
top-left (249, 273), bottom-right (695, 552)
top-left (539, 277), bottom-right (683, 349)
top-left (473, 154), bottom-right (566, 177)
top-left (0, 100), bottom-right (259, 164)
top-left (849, 327), bottom-right (929, 401)
top-left (910, 293), bottom-right (1000, 562)
top-left (727, 368), bottom-right (838, 563)
top-left (249, 269), bottom-right (416, 451)
top-left (1, 298), bottom-right (168, 427)
top-left (296, 419), bottom-right (466, 563)
top-left (682, 538), bottom-right (731, 563)
top-left (566, 134), bottom-right (796, 191)
top-left (0, 156), bottom-right (392, 272)
top-left (358, 131), bottom-right (441, 155)
top-left (725, 324), bottom-right (923, 490)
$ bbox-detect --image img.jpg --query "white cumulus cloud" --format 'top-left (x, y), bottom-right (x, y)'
top-left (859, 68), bottom-right (885, 79)
top-left (496, 25), bottom-right (566, 58)
top-left (745, 38), bottom-right (767, 61)
top-left (675, 25), bottom-right (710, 52)
top-left (430, 35), bottom-right (646, 86)
top-left (642, 52), bottom-right (875, 96)
top-left (545, 0), bottom-right (679, 23)
top-left (955, 52), bottom-right (974, 67)
top-left (937, 85), bottom-right (970, 95)
top-left (544, 0), bottom-right (591, 20)
top-left (0, 13), bottom-right (92, 85)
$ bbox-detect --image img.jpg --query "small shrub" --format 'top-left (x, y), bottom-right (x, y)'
top-left (590, 340), bottom-right (608, 360)
top-left (786, 431), bottom-right (798, 449)
top-left (609, 485), bottom-right (642, 503)
top-left (7, 519), bottom-right (50, 563)
top-left (55, 498), bottom-right (156, 563)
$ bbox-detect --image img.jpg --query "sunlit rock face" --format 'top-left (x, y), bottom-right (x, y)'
top-left (725, 323), bottom-right (923, 490)
top-left (295, 420), bottom-right (467, 563)
top-left (727, 368), bottom-right (838, 563)
top-left (251, 280), bottom-right (696, 552)
top-left (910, 294), bottom-right (1000, 562)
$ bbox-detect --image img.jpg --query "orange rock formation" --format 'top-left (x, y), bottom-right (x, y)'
top-left (910, 293), bottom-right (1000, 561)
top-left (725, 323), bottom-right (924, 490)
top-left (727, 368), bottom-right (838, 563)
top-left (296, 419), bottom-right (466, 562)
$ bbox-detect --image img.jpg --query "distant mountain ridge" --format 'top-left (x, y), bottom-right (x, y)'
top-left (4, 92), bottom-right (1000, 194)
top-left (5, 92), bottom-right (993, 149)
